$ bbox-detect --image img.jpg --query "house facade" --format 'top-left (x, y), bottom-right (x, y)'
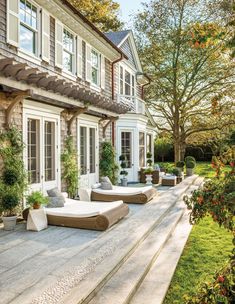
top-left (0, 0), bottom-right (155, 191)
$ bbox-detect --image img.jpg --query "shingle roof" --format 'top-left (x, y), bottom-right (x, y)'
top-left (105, 30), bottom-right (130, 46)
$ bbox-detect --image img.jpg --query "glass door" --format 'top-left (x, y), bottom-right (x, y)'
top-left (79, 124), bottom-right (98, 188)
top-left (121, 131), bottom-right (134, 181)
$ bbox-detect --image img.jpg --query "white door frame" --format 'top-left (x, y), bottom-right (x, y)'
top-left (77, 117), bottom-right (99, 188)
top-left (23, 100), bottom-right (61, 194)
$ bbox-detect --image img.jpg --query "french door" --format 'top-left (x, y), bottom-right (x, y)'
top-left (78, 121), bottom-right (98, 188)
top-left (120, 130), bottom-right (134, 181)
top-left (25, 115), bottom-right (60, 193)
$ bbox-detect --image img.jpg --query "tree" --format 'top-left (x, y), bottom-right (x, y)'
top-left (134, 0), bottom-right (235, 162)
top-left (68, 0), bottom-right (123, 32)
top-left (155, 136), bottom-right (173, 162)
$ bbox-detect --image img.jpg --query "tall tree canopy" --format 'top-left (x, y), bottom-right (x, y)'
top-left (134, 0), bottom-right (235, 162)
top-left (68, 0), bottom-right (123, 32)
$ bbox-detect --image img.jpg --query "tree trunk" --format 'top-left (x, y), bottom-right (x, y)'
top-left (180, 142), bottom-right (186, 161)
top-left (174, 141), bottom-right (181, 163)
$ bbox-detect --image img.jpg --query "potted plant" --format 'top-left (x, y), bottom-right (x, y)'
top-left (144, 167), bottom-right (154, 185)
top-left (185, 156), bottom-right (196, 163)
top-left (26, 191), bottom-right (49, 209)
top-left (176, 161), bottom-right (185, 174)
top-left (186, 160), bottom-right (196, 176)
top-left (0, 193), bottom-right (20, 230)
top-left (119, 155), bottom-right (128, 187)
top-left (172, 167), bottom-right (183, 183)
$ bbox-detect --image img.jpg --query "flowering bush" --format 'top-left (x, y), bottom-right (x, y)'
top-left (184, 149), bottom-right (235, 304)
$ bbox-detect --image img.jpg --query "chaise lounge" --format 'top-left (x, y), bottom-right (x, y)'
top-left (91, 185), bottom-right (157, 204)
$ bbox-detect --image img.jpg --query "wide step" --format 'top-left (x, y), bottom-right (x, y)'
top-left (87, 202), bottom-right (185, 304)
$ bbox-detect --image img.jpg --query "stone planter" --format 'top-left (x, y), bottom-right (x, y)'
top-left (121, 178), bottom-right (128, 187)
top-left (186, 168), bottom-right (194, 176)
top-left (2, 215), bottom-right (17, 231)
top-left (145, 174), bottom-right (153, 185)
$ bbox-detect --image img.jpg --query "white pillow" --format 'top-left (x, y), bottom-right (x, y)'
top-left (78, 188), bottom-right (91, 201)
top-left (91, 183), bottom-right (101, 189)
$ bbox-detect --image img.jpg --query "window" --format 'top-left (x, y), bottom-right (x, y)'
top-left (44, 121), bottom-right (55, 181)
top-left (121, 132), bottom-right (132, 168)
top-left (19, 0), bottom-right (37, 55)
top-left (147, 134), bottom-right (152, 153)
top-left (139, 132), bottom-right (145, 168)
top-left (27, 118), bottom-right (40, 184)
top-left (80, 127), bottom-right (87, 175)
top-left (125, 70), bottom-right (131, 95)
top-left (63, 28), bottom-right (75, 73)
top-left (91, 50), bottom-right (100, 85)
top-left (120, 66), bottom-right (124, 94)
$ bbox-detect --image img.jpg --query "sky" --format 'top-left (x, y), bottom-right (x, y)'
top-left (116, 0), bottom-right (145, 27)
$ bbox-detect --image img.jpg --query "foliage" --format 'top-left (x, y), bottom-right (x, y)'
top-left (172, 167), bottom-right (181, 176)
top-left (155, 137), bottom-right (173, 162)
top-left (157, 162), bottom-right (174, 173)
top-left (0, 128), bottom-right (28, 216)
top-left (183, 148), bottom-right (235, 303)
top-left (185, 156), bottom-right (196, 163)
top-left (144, 167), bottom-right (154, 174)
top-left (100, 141), bottom-right (119, 184)
top-left (146, 152), bottom-right (153, 166)
top-left (61, 136), bottom-right (79, 198)
top-left (186, 160), bottom-right (196, 169)
top-left (26, 191), bottom-right (49, 207)
top-left (134, 0), bottom-right (235, 162)
top-left (119, 154), bottom-right (128, 178)
top-left (0, 193), bottom-right (20, 217)
top-left (176, 161), bottom-right (185, 168)
top-left (68, 0), bottom-right (123, 32)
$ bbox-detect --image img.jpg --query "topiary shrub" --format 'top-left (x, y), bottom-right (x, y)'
top-left (2, 168), bottom-right (19, 185)
top-left (186, 160), bottom-right (196, 169)
top-left (176, 161), bottom-right (185, 168)
top-left (100, 141), bottom-right (119, 184)
top-left (185, 156), bottom-right (196, 163)
top-left (172, 167), bottom-right (181, 176)
top-left (1, 194), bottom-right (20, 216)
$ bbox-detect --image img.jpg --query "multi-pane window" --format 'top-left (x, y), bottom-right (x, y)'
top-left (125, 71), bottom-right (131, 96)
top-left (44, 121), bottom-right (55, 181)
top-left (120, 66), bottom-right (124, 94)
top-left (19, 0), bottom-right (37, 55)
top-left (89, 128), bottom-right (96, 174)
top-left (91, 50), bottom-right (100, 85)
top-left (147, 134), bottom-right (152, 153)
top-left (80, 127), bottom-right (87, 175)
top-left (139, 132), bottom-right (145, 168)
top-left (63, 28), bottom-right (74, 73)
top-left (121, 132), bottom-right (132, 168)
top-left (27, 119), bottom-right (40, 184)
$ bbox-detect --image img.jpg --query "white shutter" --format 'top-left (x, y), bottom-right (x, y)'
top-left (101, 55), bottom-right (106, 89)
top-left (41, 10), bottom-right (50, 62)
top-left (77, 36), bottom-right (83, 78)
top-left (55, 20), bottom-right (63, 69)
top-left (86, 43), bottom-right (92, 82)
top-left (7, 0), bottom-right (19, 47)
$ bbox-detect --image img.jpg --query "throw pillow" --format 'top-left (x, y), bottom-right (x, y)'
top-left (101, 181), bottom-right (113, 190)
top-left (47, 196), bottom-right (65, 208)
top-left (100, 176), bottom-right (112, 184)
top-left (47, 187), bottom-right (62, 197)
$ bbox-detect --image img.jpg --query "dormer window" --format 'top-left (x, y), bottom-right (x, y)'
top-left (125, 71), bottom-right (131, 96)
top-left (19, 0), bottom-right (38, 55)
top-left (63, 28), bottom-right (75, 73)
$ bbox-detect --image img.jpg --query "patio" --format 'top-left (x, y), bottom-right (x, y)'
top-left (0, 176), bottom-right (203, 304)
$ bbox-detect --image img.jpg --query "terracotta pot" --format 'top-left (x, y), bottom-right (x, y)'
top-left (33, 202), bottom-right (41, 209)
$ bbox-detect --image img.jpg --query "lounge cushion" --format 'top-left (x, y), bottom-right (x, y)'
top-left (47, 196), bottom-right (65, 208)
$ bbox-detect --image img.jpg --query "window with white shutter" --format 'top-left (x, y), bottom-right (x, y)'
top-left (7, 0), bottom-right (19, 47)
top-left (55, 20), bottom-right (63, 68)
top-left (100, 55), bottom-right (105, 89)
top-left (86, 43), bottom-right (92, 82)
top-left (77, 36), bottom-right (83, 78)
top-left (41, 10), bottom-right (50, 62)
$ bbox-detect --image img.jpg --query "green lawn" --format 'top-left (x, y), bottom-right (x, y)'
top-left (163, 217), bottom-right (233, 304)
top-left (161, 161), bottom-right (233, 303)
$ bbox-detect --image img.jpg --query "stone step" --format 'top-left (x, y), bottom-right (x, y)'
top-left (26, 175), bottom-right (201, 304)
top-left (87, 200), bottom-right (185, 304)
top-left (129, 210), bottom-right (193, 304)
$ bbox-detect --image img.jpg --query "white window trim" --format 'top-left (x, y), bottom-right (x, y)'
top-left (119, 64), bottom-right (136, 97)
top-left (91, 47), bottom-right (101, 87)
top-left (62, 26), bottom-right (76, 75)
top-left (18, 0), bottom-right (41, 58)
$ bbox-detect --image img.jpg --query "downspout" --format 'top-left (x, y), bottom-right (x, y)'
top-left (141, 76), bottom-right (151, 100)
top-left (111, 54), bottom-right (124, 146)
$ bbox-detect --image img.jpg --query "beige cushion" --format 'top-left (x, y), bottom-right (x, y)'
top-left (101, 181), bottom-right (113, 190)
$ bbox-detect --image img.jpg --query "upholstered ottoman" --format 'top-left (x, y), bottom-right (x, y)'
top-left (161, 175), bottom-right (177, 186)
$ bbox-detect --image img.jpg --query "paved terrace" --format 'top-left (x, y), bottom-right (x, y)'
top-left (0, 176), bottom-right (202, 304)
